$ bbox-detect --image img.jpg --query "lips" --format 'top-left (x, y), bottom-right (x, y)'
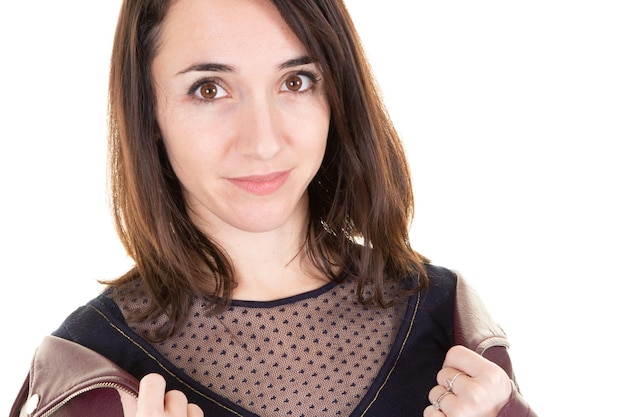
top-left (228, 170), bottom-right (291, 195)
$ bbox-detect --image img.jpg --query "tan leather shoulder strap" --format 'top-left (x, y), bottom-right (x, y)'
top-left (453, 271), bottom-right (509, 355)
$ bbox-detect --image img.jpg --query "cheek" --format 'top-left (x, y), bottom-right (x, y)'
top-left (307, 110), bottom-right (331, 158)
top-left (288, 100), bottom-right (330, 154)
top-left (309, 125), bottom-right (329, 160)
top-left (159, 114), bottom-right (229, 182)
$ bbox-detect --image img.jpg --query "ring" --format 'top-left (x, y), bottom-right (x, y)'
top-left (444, 372), bottom-right (464, 393)
top-left (433, 390), bottom-right (451, 410)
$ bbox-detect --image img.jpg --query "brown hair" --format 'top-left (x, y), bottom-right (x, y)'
top-left (107, 0), bottom-right (428, 340)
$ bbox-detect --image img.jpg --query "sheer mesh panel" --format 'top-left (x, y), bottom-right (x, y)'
top-left (109, 277), bottom-right (406, 416)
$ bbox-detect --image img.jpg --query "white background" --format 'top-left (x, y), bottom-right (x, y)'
top-left (2, 1), bottom-right (624, 416)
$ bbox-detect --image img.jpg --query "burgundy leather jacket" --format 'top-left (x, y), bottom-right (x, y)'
top-left (11, 336), bottom-right (139, 417)
top-left (11, 273), bottom-right (536, 417)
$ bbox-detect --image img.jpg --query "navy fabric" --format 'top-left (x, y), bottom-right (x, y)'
top-left (53, 264), bottom-right (457, 417)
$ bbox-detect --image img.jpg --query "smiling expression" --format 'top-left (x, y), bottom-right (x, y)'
top-left (152, 0), bottom-right (331, 237)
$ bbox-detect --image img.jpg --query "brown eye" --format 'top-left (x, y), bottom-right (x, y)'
top-left (200, 82), bottom-right (219, 99)
top-left (281, 73), bottom-right (317, 93)
top-left (193, 81), bottom-right (226, 100)
top-left (285, 75), bottom-right (303, 91)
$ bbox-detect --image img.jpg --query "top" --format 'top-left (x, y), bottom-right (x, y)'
top-left (52, 264), bottom-right (460, 416)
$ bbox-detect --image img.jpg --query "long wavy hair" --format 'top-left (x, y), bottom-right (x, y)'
top-left (107, 0), bottom-right (428, 340)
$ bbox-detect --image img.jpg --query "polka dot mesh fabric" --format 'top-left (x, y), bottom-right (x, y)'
top-left (109, 277), bottom-right (406, 416)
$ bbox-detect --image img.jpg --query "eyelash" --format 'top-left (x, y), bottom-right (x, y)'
top-left (188, 77), bottom-right (224, 101)
top-left (288, 70), bottom-right (322, 94)
top-left (187, 70), bottom-right (322, 103)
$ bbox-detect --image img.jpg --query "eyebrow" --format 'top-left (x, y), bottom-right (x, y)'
top-left (279, 56), bottom-right (313, 69)
top-left (177, 56), bottom-right (313, 75)
top-left (177, 63), bottom-right (235, 75)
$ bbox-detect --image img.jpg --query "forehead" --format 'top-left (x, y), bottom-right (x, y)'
top-left (155, 0), bottom-right (307, 68)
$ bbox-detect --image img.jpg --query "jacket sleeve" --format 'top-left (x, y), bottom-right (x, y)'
top-left (454, 272), bottom-right (538, 417)
top-left (9, 374), bottom-right (29, 417)
top-left (10, 336), bottom-right (139, 417)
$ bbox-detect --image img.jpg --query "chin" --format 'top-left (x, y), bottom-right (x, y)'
top-left (234, 208), bottom-right (304, 234)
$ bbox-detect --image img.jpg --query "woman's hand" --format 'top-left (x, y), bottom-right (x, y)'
top-left (424, 346), bottom-right (512, 417)
top-left (136, 374), bottom-right (203, 417)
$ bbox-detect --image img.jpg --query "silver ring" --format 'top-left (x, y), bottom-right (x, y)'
top-left (444, 372), bottom-right (464, 393)
top-left (433, 390), bottom-right (451, 410)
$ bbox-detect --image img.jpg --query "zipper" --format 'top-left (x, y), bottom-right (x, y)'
top-left (39, 381), bottom-right (138, 417)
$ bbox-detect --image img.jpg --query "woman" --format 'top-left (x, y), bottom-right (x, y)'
top-left (11, 0), bottom-right (535, 416)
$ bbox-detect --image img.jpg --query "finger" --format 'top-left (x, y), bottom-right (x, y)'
top-left (164, 389), bottom-right (191, 416)
top-left (187, 403), bottom-right (204, 417)
top-left (442, 346), bottom-right (512, 414)
top-left (444, 345), bottom-right (512, 392)
top-left (436, 367), bottom-right (469, 394)
top-left (443, 344), bottom-right (509, 382)
top-left (442, 345), bottom-right (487, 377)
top-left (428, 384), bottom-right (452, 406)
top-left (137, 373), bottom-right (167, 416)
top-left (428, 384), bottom-right (460, 416)
top-left (423, 404), bottom-right (446, 417)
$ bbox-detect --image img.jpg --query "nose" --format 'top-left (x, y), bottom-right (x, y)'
top-left (235, 96), bottom-right (283, 160)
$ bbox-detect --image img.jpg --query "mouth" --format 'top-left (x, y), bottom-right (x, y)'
top-left (228, 170), bottom-right (291, 195)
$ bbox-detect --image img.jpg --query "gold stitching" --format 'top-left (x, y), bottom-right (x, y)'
top-left (90, 305), bottom-right (246, 417)
top-left (359, 290), bottom-right (421, 416)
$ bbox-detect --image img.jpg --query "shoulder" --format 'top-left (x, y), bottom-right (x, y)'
top-left (415, 265), bottom-right (509, 353)
top-left (51, 287), bottom-right (156, 375)
top-left (12, 335), bottom-right (138, 417)
top-left (395, 263), bottom-right (459, 315)
top-left (401, 263), bottom-right (457, 292)
top-left (452, 270), bottom-right (508, 353)
top-left (424, 263), bottom-right (458, 287)
top-left (400, 264), bottom-right (459, 341)
top-left (53, 289), bottom-right (127, 343)
top-left (53, 277), bottom-right (149, 342)
top-left (418, 263), bottom-right (459, 305)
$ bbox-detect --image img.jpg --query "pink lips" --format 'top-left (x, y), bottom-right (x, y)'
top-left (228, 171), bottom-right (290, 195)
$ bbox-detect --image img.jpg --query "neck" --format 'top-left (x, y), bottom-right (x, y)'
top-left (229, 230), bottom-right (331, 301)
top-left (198, 214), bottom-right (330, 301)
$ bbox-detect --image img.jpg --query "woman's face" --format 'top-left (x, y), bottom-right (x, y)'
top-left (152, 0), bottom-right (330, 236)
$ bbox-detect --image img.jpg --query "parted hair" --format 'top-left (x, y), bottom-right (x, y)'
top-left (107, 0), bottom-right (428, 340)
